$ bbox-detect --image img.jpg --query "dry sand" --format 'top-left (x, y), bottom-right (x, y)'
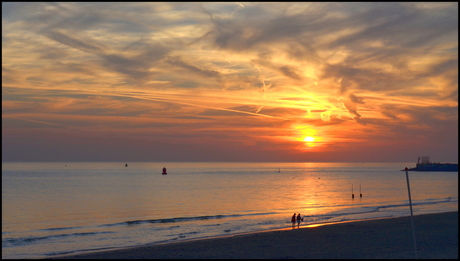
top-left (50, 211), bottom-right (457, 259)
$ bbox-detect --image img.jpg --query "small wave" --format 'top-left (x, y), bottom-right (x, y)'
top-left (45, 250), bottom-right (77, 257)
top-left (178, 231), bottom-right (199, 237)
top-left (203, 223), bottom-right (221, 227)
top-left (164, 230), bottom-right (200, 238)
top-left (3, 236), bottom-right (49, 246)
top-left (256, 220), bottom-right (277, 226)
top-left (304, 197), bottom-right (455, 219)
top-left (39, 226), bottom-right (84, 232)
top-left (101, 213), bottom-right (270, 228)
top-left (378, 197), bottom-right (455, 210)
top-left (114, 212), bottom-right (278, 228)
top-left (45, 246), bottom-right (117, 257)
top-left (3, 231), bottom-right (114, 247)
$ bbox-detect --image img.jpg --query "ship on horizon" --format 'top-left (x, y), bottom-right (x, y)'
top-left (403, 156), bottom-right (458, 172)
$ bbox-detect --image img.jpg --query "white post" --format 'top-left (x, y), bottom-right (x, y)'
top-left (405, 169), bottom-right (417, 259)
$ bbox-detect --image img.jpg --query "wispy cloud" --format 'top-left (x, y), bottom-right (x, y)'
top-left (2, 2), bottom-right (457, 162)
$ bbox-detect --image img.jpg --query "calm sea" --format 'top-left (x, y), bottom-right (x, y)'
top-left (2, 162), bottom-right (458, 259)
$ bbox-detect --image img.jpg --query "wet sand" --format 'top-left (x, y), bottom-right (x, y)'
top-left (50, 211), bottom-right (458, 259)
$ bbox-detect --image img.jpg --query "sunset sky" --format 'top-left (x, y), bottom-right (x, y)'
top-left (2, 2), bottom-right (458, 162)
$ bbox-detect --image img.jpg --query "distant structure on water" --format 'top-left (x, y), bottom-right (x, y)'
top-left (403, 156), bottom-right (458, 172)
top-left (162, 167), bottom-right (167, 175)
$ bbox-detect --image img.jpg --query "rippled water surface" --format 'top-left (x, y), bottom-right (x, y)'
top-left (2, 162), bottom-right (458, 259)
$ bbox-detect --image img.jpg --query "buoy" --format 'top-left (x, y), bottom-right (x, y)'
top-left (352, 184), bottom-right (354, 199)
top-left (360, 184), bottom-right (362, 197)
top-left (125, 163), bottom-right (128, 167)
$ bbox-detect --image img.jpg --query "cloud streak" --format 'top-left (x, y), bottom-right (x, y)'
top-left (2, 2), bottom-right (458, 162)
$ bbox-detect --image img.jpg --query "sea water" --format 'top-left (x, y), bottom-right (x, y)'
top-left (2, 162), bottom-right (458, 259)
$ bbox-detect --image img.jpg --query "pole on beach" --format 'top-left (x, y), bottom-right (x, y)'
top-left (405, 169), bottom-right (417, 259)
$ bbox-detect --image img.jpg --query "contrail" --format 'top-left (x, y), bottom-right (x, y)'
top-left (6, 85), bottom-right (291, 121)
top-left (3, 116), bottom-right (74, 128)
top-left (111, 91), bottom-right (290, 120)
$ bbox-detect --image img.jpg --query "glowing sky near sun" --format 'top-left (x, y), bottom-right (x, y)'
top-left (2, 2), bottom-right (458, 162)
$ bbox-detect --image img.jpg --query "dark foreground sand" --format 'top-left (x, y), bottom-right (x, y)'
top-left (50, 211), bottom-right (457, 259)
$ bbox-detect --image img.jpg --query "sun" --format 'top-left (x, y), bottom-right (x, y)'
top-left (292, 125), bottom-right (323, 148)
top-left (303, 136), bottom-right (318, 147)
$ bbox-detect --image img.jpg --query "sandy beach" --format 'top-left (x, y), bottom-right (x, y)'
top-left (50, 211), bottom-right (457, 259)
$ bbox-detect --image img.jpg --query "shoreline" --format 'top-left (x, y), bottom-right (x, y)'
top-left (49, 211), bottom-right (458, 259)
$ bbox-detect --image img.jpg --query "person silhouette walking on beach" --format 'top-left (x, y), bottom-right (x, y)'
top-left (291, 213), bottom-right (296, 227)
top-left (296, 213), bottom-right (303, 227)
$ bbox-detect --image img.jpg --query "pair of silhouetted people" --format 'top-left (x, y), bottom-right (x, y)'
top-left (291, 213), bottom-right (303, 228)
